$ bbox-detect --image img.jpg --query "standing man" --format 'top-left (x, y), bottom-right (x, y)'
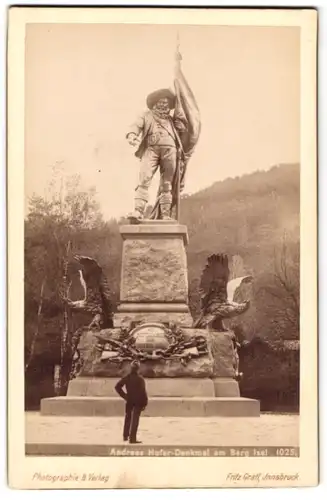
top-left (115, 360), bottom-right (148, 444)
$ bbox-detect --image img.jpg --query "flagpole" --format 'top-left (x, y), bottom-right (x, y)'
top-left (176, 150), bottom-right (181, 222)
top-left (175, 32), bottom-right (181, 222)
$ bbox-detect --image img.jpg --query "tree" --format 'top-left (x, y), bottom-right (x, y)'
top-left (274, 237), bottom-right (299, 328)
top-left (24, 169), bottom-right (104, 380)
top-left (256, 235), bottom-right (300, 340)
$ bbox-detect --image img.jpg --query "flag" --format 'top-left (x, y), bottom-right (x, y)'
top-left (149, 57), bottom-right (201, 220)
top-left (173, 62), bottom-right (201, 192)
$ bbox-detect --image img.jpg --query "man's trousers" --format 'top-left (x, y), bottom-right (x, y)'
top-left (123, 402), bottom-right (142, 441)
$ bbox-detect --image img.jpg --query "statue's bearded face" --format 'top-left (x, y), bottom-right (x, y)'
top-left (153, 97), bottom-right (170, 114)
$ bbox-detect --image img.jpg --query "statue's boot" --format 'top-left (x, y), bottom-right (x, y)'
top-left (159, 190), bottom-right (173, 221)
top-left (127, 198), bottom-right (146, 224)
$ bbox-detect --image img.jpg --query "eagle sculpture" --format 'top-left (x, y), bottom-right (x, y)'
top-left (194, 254), bottom-right (253, 331)
top-left (64, 255), bottom-right (113, 329)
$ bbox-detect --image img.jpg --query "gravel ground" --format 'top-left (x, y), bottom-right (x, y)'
top-left (26, 412), bottom-right (299, 447)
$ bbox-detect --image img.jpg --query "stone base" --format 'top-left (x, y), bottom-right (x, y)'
top-left (211, 331), bottom-right (237, 378)
top-left (114, 303), bottom-right (193, 328)
top-left (213, 378), bottom-right (241, 397)
top-left (77, 327), bottom-right (215, 378)
top-left (41, 396), bottom-right (260, 417)
top-left (68, 377), bottom-right (215, 397)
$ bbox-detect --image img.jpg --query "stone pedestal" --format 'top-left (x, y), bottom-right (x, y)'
top-left (40, 220), bottom-right (260, 418)
top-left (114, 221), bottom-right (193, 327)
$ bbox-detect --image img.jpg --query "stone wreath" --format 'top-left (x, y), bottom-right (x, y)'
top-left (95, 322), bottom-right (209, 366)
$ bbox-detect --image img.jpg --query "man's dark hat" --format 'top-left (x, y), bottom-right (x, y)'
top-left (146, 88), bottom-right (175, 110)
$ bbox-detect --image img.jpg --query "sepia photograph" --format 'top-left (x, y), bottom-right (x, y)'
top-left (7, 6), bottom-right (317, 489)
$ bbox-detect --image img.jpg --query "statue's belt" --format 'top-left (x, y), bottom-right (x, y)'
top-left (147, 132), bottom-right (177, 147)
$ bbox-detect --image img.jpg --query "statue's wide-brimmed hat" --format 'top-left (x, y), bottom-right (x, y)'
top-left (146, 88), bottom-right (176, 110)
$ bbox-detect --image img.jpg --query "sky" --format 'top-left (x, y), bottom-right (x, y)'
top-left (25, 23), bottom-right (300, 219)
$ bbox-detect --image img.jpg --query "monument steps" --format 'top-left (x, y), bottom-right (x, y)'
top-left (68, 376), bottom-right (217, 397)
top-left (41, 396), bottom-right (260, 417)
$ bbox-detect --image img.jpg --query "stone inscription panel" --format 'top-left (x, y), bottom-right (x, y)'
top-left (120, 238), bottom-right (188, 302)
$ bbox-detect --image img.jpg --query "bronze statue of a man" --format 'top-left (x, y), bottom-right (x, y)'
top-left (126, 51), bottom-right (201, 223)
